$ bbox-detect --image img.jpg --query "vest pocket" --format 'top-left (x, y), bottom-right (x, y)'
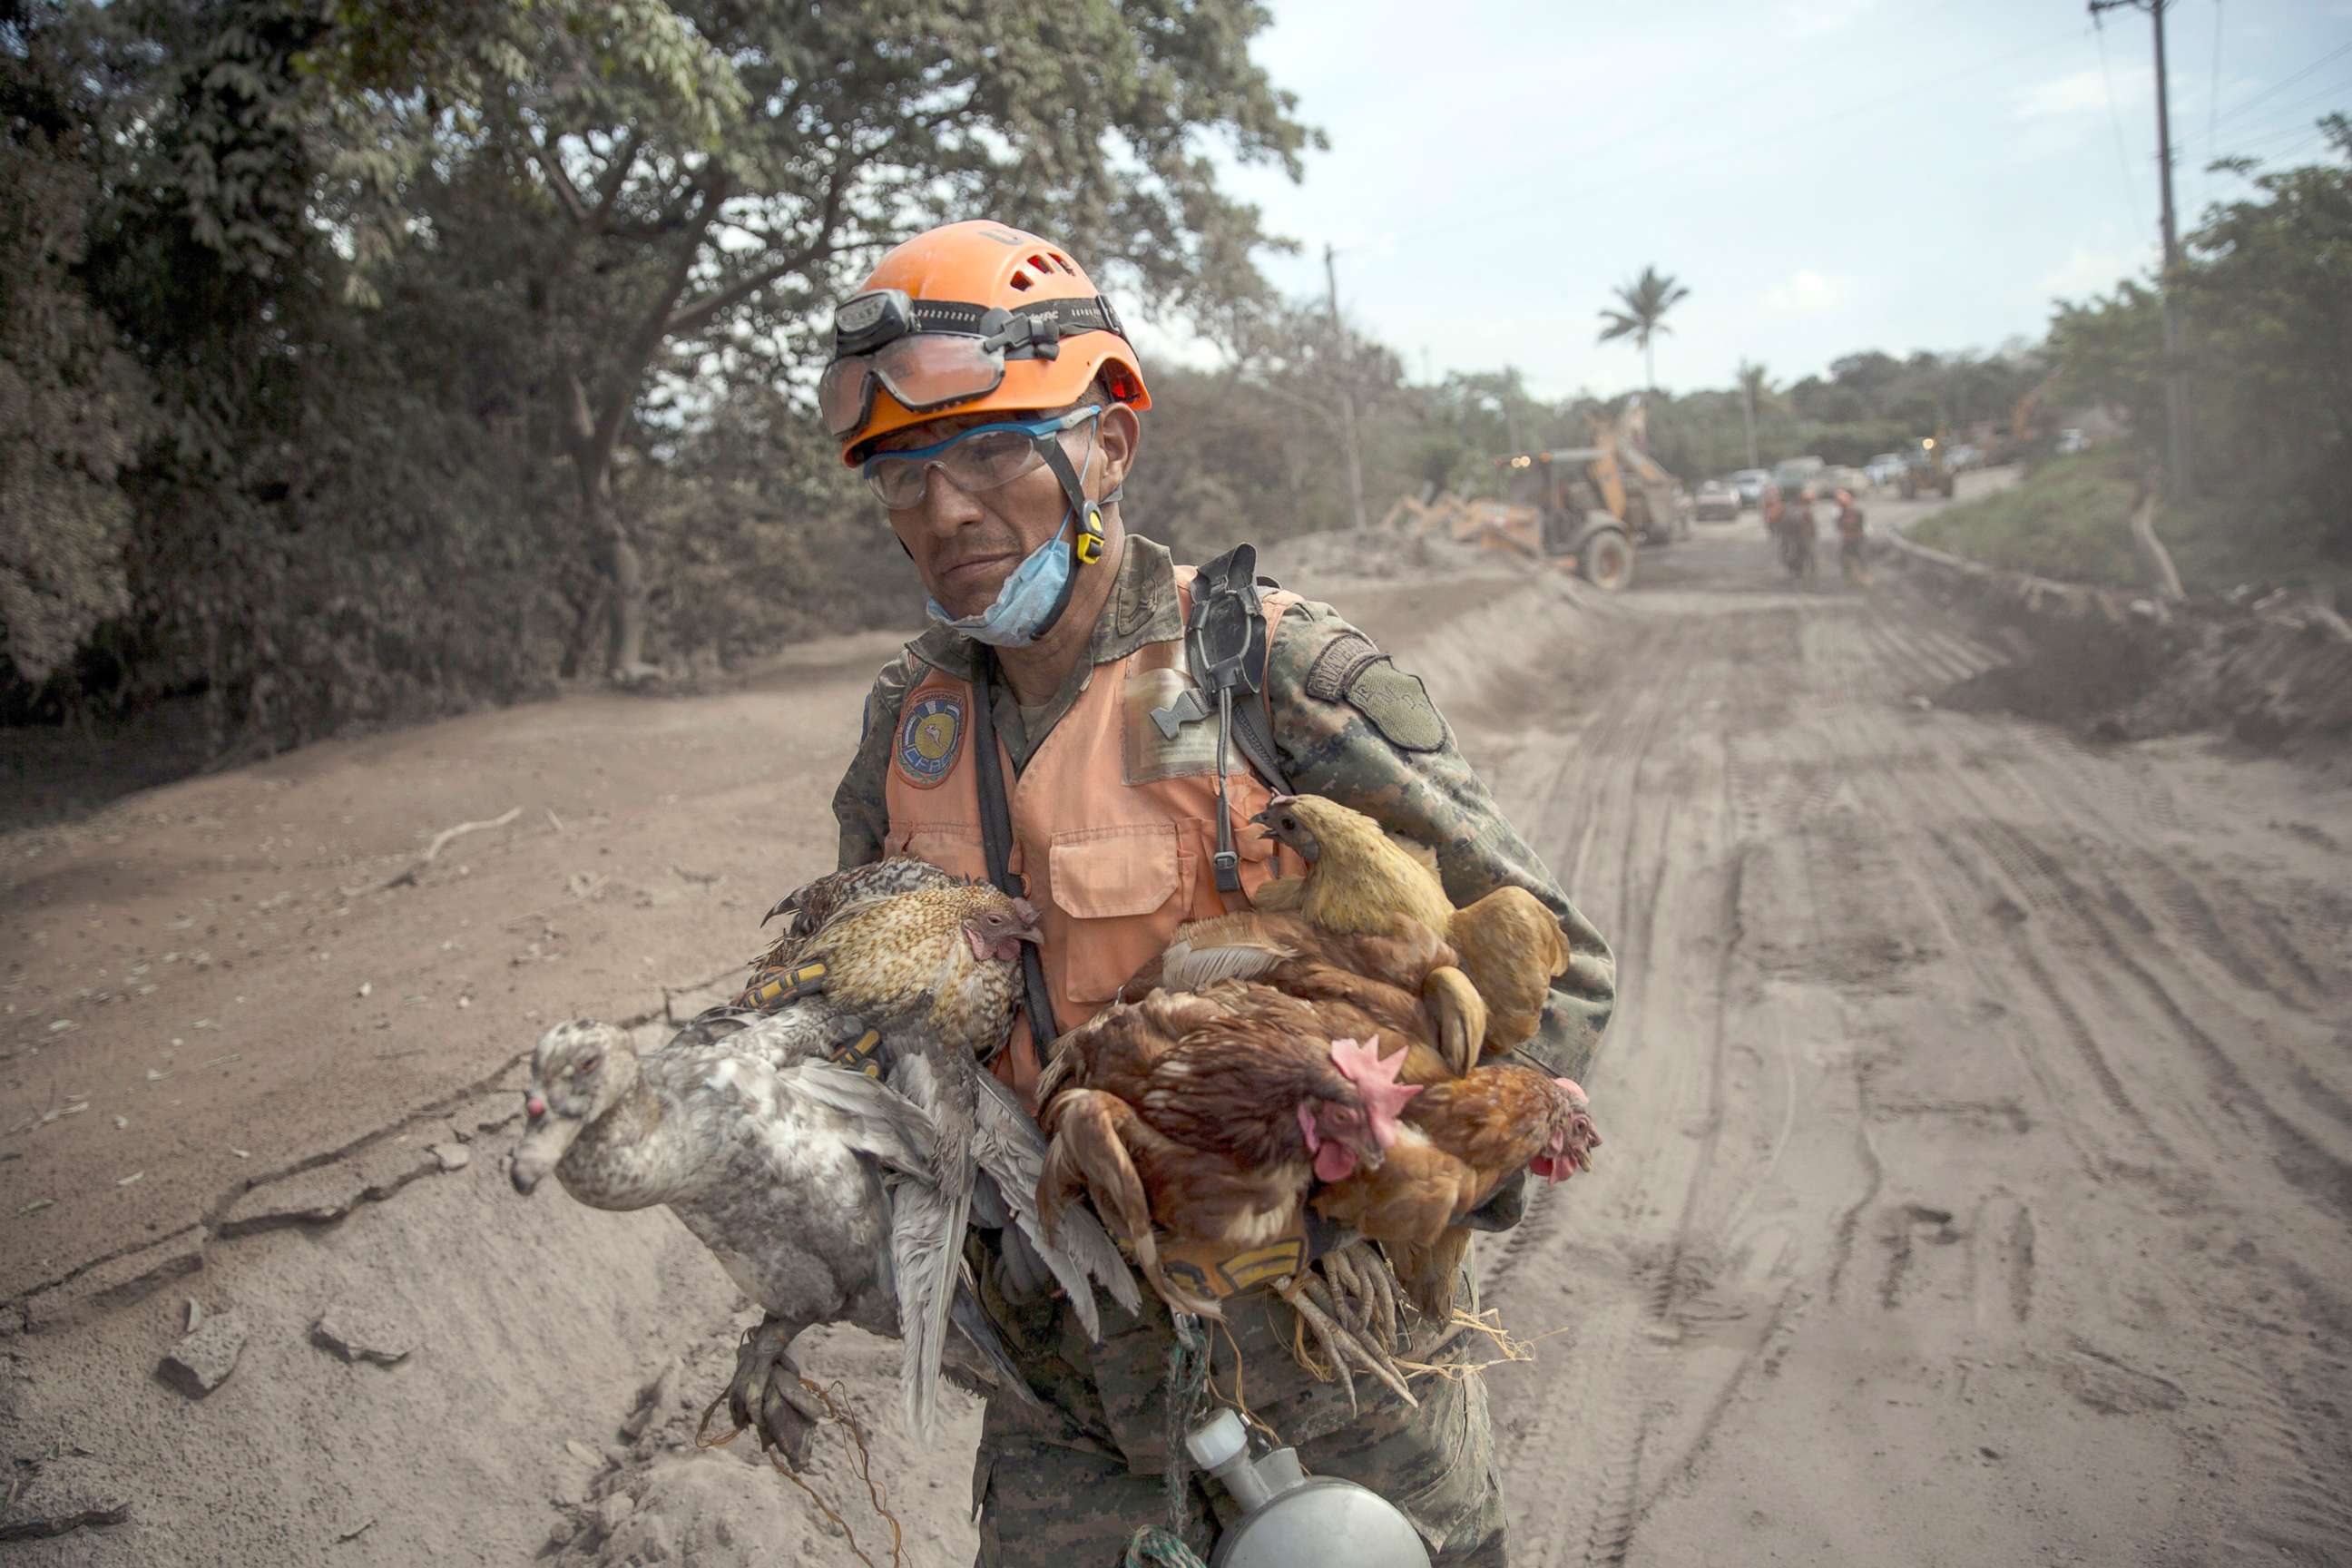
top-left (887, 823), bottom-right (994, 885)
top-left (1047, 824), bottom-right (1183, 1003)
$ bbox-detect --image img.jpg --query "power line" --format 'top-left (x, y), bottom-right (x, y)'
top-left (2095, 16), bottom-right (2148, 234)
top-left (2185, 74), bottom-right (2352, 152)
top-left (2203, 0), bottom-right (2223, 204)
top-left (2207, 110), bottom-right (2352, 159)
top-left (2207, 37), bottom-right (2352, 130)
top-left (2205, 1), bottom-right (2225, 142)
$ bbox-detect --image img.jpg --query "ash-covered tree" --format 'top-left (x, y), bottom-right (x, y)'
top-left (323, 0), bottom-right (1318, 682)
top-left (0, 4), bottom-right (154, 700)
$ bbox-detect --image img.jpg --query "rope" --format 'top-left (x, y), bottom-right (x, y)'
top-left (1123, 1525), bottom-right (1210, 1568)
top-left (1159, 1312), bottom-right (1211, 1548)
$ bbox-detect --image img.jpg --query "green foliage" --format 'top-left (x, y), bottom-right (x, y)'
top-left (1909, 452), bottom-right (2146, 586)
top-left (1909, 448), bottom-right (2350, 598)
top-left (0, 25), bottom-right (156, 686)
top-left (11, 0), bottom-right (1314, 748)
top-left (2051, 116), bottom-right (2351, 568)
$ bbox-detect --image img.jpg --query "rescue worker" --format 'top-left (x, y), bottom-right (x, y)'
top-left (819, 220), bottom-right (1616, 1567)
top-left (1834, 487), bottom-right (1869, 586)
top-left (1773, 482), bottom-right (1817, 580)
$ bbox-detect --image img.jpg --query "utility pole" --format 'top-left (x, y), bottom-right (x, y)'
top-left (1325, 243), bottom-right (1369, 533)
top-left (2090, 0), bottom-right (2193, 492)
top-left (1739, 360), bottom-right (1759, 469)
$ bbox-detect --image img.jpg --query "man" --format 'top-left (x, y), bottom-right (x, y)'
top-left (1834, 487), bottom-right (1869, 586)
top-left (820, 220), bottom-right (1615, 1566)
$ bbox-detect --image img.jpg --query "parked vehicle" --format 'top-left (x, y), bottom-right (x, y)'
top-left (1730, 468), bottom-right (1770, 509)
top-left (1694, 479), bottom-right (1741, 521)
top-left (1865, 452), bottom-right (1906, 486)
top-left (1949, 443), bottom-right (1984, 472)
top-left (1770, 456), bottom-right (1827, 500)
top-left (1819, 464), bottom-right (1870, 498)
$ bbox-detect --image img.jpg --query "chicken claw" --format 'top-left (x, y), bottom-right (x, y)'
top-left (723, 1315), bottom-right (827, 1466)
top-left (1277, 1271), bottom-right (1418, 1415)
top-left (1421, 965), bottom-right (1487, 1075)
top-left (1320, 1240), bottom-right (1402, 1353)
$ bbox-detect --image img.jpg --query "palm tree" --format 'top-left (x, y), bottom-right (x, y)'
top-left (1596, 266), bottom-right (1691, 392)
top-left (1737, 360), bottom-right (1771, 469)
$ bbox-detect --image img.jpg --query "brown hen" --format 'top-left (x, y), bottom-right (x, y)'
top-left (1035, 984), bottom-right (1418, 1318)
top-left (1313, 1055), bottom-right (1600, 1316)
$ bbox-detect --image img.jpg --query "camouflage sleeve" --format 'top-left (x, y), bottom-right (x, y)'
top-left (1264, 597), bottom-right (1617, 1082)
top-left (832, 652), bottom-right (916, 873)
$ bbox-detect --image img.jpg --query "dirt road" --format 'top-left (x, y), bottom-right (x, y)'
top-left (5, 486), bottom-right (2349, 1564)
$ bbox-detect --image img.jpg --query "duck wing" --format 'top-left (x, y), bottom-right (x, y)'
top-left (881, 1046), bottom-right (972, 1439)
top-left (789, 1060), bottom-right (936, 1177)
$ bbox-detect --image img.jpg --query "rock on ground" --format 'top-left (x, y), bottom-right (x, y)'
top-left (157, 1311), bottom-right (247, 1396)
top-left (311, 1302), bottom-right (415, 1366)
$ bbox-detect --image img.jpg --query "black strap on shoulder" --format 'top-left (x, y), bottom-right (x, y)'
top-left (965, 652), bottom-right (1060, 1049)
top-left (1189, 544), bottom-right (1293, 797)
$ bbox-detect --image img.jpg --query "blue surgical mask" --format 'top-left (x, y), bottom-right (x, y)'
top-left (923, 420), bottom-right (1104, 648)
top-left (924, 516), bottom-right (1076, 648)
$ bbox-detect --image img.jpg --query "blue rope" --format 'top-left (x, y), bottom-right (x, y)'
top-left (1124, 1524), bottom-right (1210, 1568)
top-left (1158, 1312), bottom-right (1211, 1553)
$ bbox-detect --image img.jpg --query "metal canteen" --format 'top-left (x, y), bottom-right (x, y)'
top-left (1185, 1410), bottom-right (1433, 1568)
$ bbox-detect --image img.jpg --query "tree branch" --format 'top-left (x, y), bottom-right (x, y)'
top-left (590, 129), bottom-right (643, 225)
top-left (525, 130), bottom-right (592, 226)
top-left (583, 171), bottom-right (732, 478)
top-left (662, 149), bottom-right (856, 338)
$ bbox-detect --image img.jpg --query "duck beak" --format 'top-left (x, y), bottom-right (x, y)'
top-left (510, 1105), bottom-right (581, 1196)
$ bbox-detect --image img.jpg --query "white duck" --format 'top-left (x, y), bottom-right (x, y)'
top-left (509, 1006), bottom-right (1034, 1457)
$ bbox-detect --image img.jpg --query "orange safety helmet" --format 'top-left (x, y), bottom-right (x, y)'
top-left (823, 220), bottom-right (1151, 464)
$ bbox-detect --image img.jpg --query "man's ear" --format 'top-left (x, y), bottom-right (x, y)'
top-left (1097, 400), bottom-right (1141, 496)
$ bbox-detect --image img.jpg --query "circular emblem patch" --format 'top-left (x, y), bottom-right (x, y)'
top-left (897, 692), bottom-right (966, 788)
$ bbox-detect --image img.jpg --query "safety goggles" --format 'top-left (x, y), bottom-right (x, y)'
top-left (859, 407), bottom-right (1100, 510)
top-left (818, 287), bottom-right (1128, 441)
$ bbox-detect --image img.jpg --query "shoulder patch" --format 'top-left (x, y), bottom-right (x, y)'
top-left (896, 691), bottom-right (966, 788)
top-left (1304, 631), bottom-right (1387, 702)
top-left (1342, 660), bottom-right (1448, 753)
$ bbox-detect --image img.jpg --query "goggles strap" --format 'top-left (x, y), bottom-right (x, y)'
top-left (835, 295), bottom-right (1126, 362)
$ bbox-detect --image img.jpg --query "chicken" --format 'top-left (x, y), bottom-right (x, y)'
top-left (738, 858), bottom-right (1038, 1054)
top-left (1252, 794), bottom-right (1574, 1068)
top-left (724, 860), bottom-right (1138, 1435)
top-left (1312, 1053), bottom-right (1601, 1317)
top-left (1119, 907), bottom-right (1462, 1087)
top-left (508, 1010), bottom-right (1039, 1463)
top-left (1034, 985), bottom-right (1420, 1319)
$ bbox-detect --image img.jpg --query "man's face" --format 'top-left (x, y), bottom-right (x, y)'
top-left (871, 404), bottom-right (1137, 619)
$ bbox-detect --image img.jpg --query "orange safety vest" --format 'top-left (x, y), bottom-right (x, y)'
top-left (883, 567), bottom-right (1307, 1102)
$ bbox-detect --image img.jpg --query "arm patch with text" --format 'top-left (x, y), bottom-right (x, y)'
top-left (1306, 631), bottom-right (1449, 753)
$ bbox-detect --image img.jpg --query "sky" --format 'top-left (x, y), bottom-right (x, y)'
top-left (1128, 0), bottom-right (2352, 399)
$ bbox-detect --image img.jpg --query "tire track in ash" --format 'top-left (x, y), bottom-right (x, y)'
top-left (1916, 719), bottom-right (2352, 1216)
top-left (1497, 625), bottom-right (1694, 1564)
top-left (1803, 606), bottom-right (2161, 1184)
top-left (1851, 594), bottom-right (2352, 1562)
top-left (1485, 597), bottom-right (1756, 1567)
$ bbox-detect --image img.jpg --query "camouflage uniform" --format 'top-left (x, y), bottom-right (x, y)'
top-left (832, 536), bottom-right (1616, 1566)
